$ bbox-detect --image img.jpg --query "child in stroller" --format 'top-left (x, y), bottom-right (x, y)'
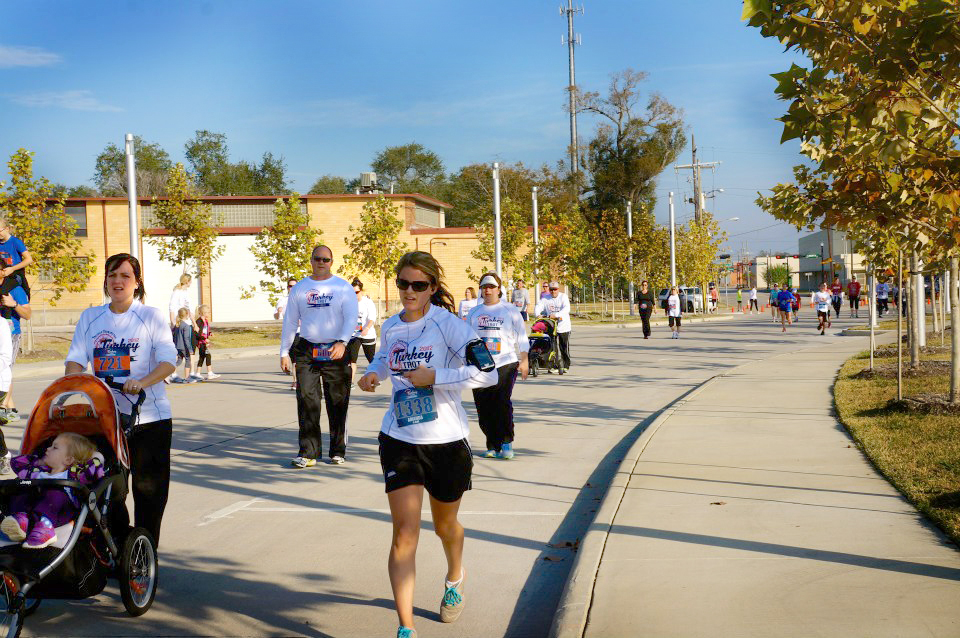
top-left (1, 432), bottom-right (104, 549)
top-left (0, 374), bottom-right (159, 637)
top-left (528, 316), bottom-right (564, 376)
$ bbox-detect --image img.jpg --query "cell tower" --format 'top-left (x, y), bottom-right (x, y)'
top-left (560, 1), bottom-right (583, 173)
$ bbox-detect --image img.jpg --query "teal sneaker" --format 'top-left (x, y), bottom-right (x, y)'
top-left (483, 449), bottom-right (497, 458)
top-left (396, 627), bottom-right (417, 638)
top-left (498, 443), bottom-right (515, 460)
top-left (440, 571), bottom-right (465, 623)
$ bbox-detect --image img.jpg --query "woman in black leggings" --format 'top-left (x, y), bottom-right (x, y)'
top-left (635, 280), bottom-right (656, 339)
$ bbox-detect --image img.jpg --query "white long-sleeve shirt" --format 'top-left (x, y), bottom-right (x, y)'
top-left (353, 295), bottom-right (378, 342)
top-left (66, 301), bottom-right (178, 424)
top-left (366, 304), bottom-right (497, 444)
top-left (534, 292), bottom-right (571, 333)
top-left (168, 287), bottom-right (193, 318)
top-left (466, 300), bottom-right (530, 368)
top-left (280, 275), bottom-right (358, 357)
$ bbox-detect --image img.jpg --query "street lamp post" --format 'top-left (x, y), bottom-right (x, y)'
top-left (492, 162), bottom-right (502, 277)
top-left (668, 192), bottom-right (677, 288)
top-left (820, 242), bottom-right (825, 286)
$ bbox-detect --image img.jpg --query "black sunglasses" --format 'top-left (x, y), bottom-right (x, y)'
top-left (549, 287), bottom-right (559, 291)
top-left (396, 278), bottom-right (431, 292)
top-left (312, 256), bottom-right (332, 263)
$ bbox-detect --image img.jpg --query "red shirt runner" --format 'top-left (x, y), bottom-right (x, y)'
top-left (847, 281), bottom-right (861, 297)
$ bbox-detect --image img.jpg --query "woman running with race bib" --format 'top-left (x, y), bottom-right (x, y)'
top-left (467, 271), bottom-right (529, 459)
top-left (359, 251), bottom-right (496, 638)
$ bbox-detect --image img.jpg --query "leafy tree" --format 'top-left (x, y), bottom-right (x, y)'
top-left (0, 148), bottom-right (95, 305)
top-left (183, 130), bottom-right (288, 195)
top-left (536, 203), bottom-right (591, 284)
top-left (467, 197), bottom-right (532, 283)
top-left (309, 175), bottom-right (349, 195)
top-left (51, 184), bottom-right (97, 198)
top-left (144, 163), bottom-right (224, 277)
top-left (338, 196), bottom-right (409, 302)
top-left (443, 162), bottom-right (536, 228)
top-left (241, 193), bottom-right (321, 305)
top-left (371, 143), bottom-right (446, 195)
top-left (675, 212), bottom-right (725, 303)
top-left (763, 263), bottom-right (790, 289)
top-left (576, 69), bottom-right (686, 214)
top-left (93, 136), bottom-right (172, 196)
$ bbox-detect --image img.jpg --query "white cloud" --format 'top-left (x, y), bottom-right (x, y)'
top-left (9, 90), bottom-right (123, 112)
top-left (0, 45), bottom-right (61, 68)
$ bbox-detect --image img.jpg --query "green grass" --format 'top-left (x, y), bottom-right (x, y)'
top-left (835, 335), bottom-right (960, 545)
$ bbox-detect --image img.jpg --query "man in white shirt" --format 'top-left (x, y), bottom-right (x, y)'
top-left (280, 246), bottom-right (358, 468)
top-left (535, 281), bottom-right (572, 370)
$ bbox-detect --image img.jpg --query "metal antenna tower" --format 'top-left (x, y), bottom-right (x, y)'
top-left (560, 0), bottom-right (583, 173)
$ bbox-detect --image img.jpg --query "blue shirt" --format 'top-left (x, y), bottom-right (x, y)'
top-left (777, 290), bottom-right (795, 310)
top-left (0, 237), bottom-right (26, 269)
top-left (6, 286), bottom-right (27, 335)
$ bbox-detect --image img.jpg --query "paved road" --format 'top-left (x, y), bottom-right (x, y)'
top-left (6, 312), bottom-right (866, 637)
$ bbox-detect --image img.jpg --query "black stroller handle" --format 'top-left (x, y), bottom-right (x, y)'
top-left (102, 377), bottom-right (147, 436)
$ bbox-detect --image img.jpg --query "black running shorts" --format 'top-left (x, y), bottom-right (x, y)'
top-left (668, 316), bottom-right (681, 328)
top-left (378, 432), bottom-right (473, 503)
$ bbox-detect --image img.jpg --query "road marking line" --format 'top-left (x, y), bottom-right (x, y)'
top-left (198, 498), bottom-right (263, 526)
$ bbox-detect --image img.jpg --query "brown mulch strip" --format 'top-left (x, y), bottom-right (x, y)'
top-left (889, 393), bottom-right (960, 415)
top-left (853, 360), bottom-right (950, 380)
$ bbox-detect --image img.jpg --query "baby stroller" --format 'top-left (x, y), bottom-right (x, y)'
top-left (0, 374), bottom-right (158, 637)
top-left (528, 317), bottom-right (564, 377)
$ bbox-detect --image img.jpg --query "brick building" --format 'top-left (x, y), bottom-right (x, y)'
top-left (34, 194), bottom-right (501, 325)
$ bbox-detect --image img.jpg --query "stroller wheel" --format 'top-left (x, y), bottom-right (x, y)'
top-left (0, 571), bottom-right (22, 638)
top-left (119, 527), bottom-right (158, 617)
top-left (531, 359), bottom-right (538, 377)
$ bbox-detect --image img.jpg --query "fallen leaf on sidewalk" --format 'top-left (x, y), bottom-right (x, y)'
top-left (710, 501), bottom-right (727, 506)
top-left (543, 555), bottom-right (566, 562)
top-left (548, 540), bottom-right (581, 549)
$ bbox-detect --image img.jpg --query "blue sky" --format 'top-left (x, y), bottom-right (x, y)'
top-left (0, 0), bottom-right (810, 256)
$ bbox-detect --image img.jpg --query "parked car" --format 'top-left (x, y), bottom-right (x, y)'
top-left (658, 286), bottom-right (704, 313)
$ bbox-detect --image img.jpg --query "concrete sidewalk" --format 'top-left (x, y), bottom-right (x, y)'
top-left (553, 338), bottom-right (960, 637)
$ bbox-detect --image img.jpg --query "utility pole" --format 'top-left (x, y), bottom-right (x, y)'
top-left (124, 133), bottom-right (139, 260)
top-left (561, 1), bottom-right (583, 173)
top-left (675, 135), bottom-right (720, 312)
top-left (493, 162), bottom-right (502, 277)
top-left (668, 192), bottom-right (677, 289)
top-left (627, 200), bottom-right (634, 315)
top-left (532, 186), bottom-right (539, 280)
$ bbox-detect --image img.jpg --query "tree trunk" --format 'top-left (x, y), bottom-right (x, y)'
top-left (910, 251), bottom-right (921, 368)
top-left (951, 256), bottom-right (959, 403)
top-left (897, 251), bottom-right (903, 401)
top-left (931, 272), bottom-right (940, 336)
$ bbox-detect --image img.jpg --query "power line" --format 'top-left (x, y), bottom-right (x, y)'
top-left (728, 221), bottom-right (791, 237)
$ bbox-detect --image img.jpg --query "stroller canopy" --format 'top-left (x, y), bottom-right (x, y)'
top-left (21, 374), bottom-right (130, 468)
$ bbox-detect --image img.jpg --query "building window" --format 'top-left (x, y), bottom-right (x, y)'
top-left (64, 205), bottom-right (87, 237)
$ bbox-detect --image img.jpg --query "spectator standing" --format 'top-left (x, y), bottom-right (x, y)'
top-left (275, 278), bottom-right (298, 391)
top-left (749, 286), bottom-right (759, 313)
top-left (0, 274), bottom-right (30, 420)
top-left (280, 245), bottom-right (358, 467)
top-left (510, 279), bottom-right (530, 321)
top-left (635, 280), bottom-right (656, 339)
top-left (0, 220), bottom-right (32, 300)
top-left (458, 287), bottom-right (478, 320)
top-left (535, 282), bottom-right (572, 370)
top-left (709, 285), bottom-right (719, 313)
top-left (194, 304), bottom-right (220, 380)
top-left (168, 274), bottom-right (194, 327)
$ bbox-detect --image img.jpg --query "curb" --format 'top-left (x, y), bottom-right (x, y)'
top-left (548, 373), bottom-right (726, 638)
top-left (13, 345), bottom-right (278, 381)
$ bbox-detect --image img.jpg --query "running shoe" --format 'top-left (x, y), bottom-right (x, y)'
top-left (397, 627), bottom-right (418, 638)
top-left (188, 373), bottom-right (205, 382)
top-left (1, 513), bottom-right (27, 542)
top-left (498, 443), bottom-right (515, 460)
top-left (483, 449), bottom-right (497, 458)
top-left (23, 517), bottom-right (56, 549)
top-left (206, 372), bottom-right (221, 380)
top-left (440, 572), bottom-right (465, 623)
top-left (291, 456), bottom-right (316, 468)
top-left (330, 456), bottom-right (345, 465)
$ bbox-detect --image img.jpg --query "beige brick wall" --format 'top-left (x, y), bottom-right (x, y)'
top-left (36, 195), bottom-right (501, 324)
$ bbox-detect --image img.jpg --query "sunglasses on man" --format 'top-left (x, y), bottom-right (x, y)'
top-left (396, 278), bottom-right (431, 292)
top-left (312, 256), bottom-right (332, 263)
